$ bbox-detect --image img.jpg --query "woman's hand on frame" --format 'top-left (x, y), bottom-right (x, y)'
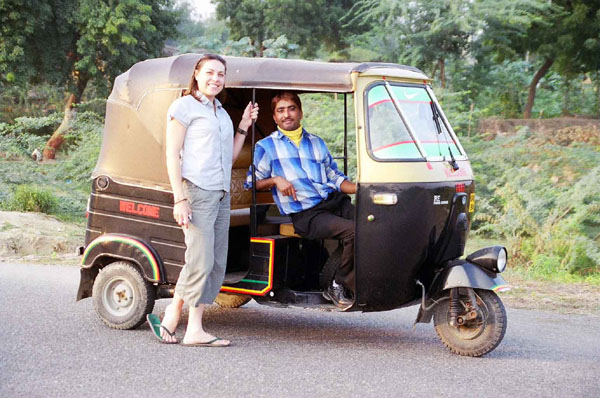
top-left (240, 102), bottom-right (259, 131)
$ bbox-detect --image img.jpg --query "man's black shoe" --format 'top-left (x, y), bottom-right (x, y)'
top-left (322, 283), bottom-right (353, 309)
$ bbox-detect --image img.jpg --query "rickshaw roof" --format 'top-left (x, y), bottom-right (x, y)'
top-left (109, 54), bottom-right (429, 109)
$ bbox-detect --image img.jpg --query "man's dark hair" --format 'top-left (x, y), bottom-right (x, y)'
top-left (271, 91), bottom-right (302, 113)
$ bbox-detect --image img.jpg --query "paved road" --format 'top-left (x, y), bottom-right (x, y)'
top-left (1, 262), bottom-right (599, 398)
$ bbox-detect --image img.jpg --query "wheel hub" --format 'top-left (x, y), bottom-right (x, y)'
top-left (102, 277), bottom-right (135, 317)
top-left (450, 302), bottom-right (488, 340)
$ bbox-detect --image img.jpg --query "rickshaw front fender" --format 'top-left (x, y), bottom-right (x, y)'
top-left (440, 261), bottom-right (508, 291)
top-left (414, 260), bottom-right (508, 324)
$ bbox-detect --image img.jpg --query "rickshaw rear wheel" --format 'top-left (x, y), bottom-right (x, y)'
top-left (92, 261), bottom-right (156, 330)
top-left (433, 288), bottom-right (506, 357)
top-left (215, 292), bottom-right (252, 308)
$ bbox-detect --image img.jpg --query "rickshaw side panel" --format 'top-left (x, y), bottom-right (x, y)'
top-left (354, 181), bottom-right (474, 311)
top-left (86, 177), bottom-right (186, 284)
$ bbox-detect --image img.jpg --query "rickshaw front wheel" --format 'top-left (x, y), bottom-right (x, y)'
top-left (92, 261), bottom-right (156, 330)
top-left (215, 292), bottom-right (252, 308)
top-left (433, 288), bottom-right (507, 357)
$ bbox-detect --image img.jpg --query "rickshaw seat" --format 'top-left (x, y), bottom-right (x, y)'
top-left (229, 141), bottom-right (252, 228)
top-left (279, 223), bottom-right (300, 237)
top-left (230, 168), bottom-right (252, 209)
top-left (261, 214), bottom-right (300, 237)
top-left (230, 208), bottom-right (250, 227)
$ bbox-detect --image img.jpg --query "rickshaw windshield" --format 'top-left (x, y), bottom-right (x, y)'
top-left (366, 83), bottom-right (462, 161)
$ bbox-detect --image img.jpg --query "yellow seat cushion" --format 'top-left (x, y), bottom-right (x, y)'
top-left (279, 223), bottom-right (300, 237)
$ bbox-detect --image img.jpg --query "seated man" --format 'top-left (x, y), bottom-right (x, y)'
top-left (245, 91), bottom-right (357, 308)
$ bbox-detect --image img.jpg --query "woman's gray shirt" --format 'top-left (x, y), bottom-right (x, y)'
top-left (167, 94), bottom-right (234, 192)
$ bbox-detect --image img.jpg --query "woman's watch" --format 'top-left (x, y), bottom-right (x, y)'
top-left (236, 127), bottom-right (248, 136)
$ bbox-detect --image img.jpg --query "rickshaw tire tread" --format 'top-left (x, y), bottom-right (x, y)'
top-left (214, 292), bottom-right (252, 308)
top-left (92, 261), bottom-right (156, 330)
top-left (433, 289), bottom-right (507, 357)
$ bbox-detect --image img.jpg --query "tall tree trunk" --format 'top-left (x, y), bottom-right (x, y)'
top-left (562, 78), bottom-right (571, 116)
top-left (523, 57), bottom-right (554, 119)
top-left (254, 34), bottom-right (264, 57)
top-left (596, 70), bottom-right (600, 118)
top-left (43, 75), bottom-right (88, 159)
top-left (438, 57), bottom-right (446, 89)
top-left (430, 62), bottom-right (438, 81)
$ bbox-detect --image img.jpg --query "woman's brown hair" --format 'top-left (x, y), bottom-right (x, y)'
top-left (184, 54), bottom-right (227, 97)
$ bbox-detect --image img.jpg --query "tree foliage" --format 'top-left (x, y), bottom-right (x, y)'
top-left (0, 0), bottom-right (74, 86)
top-left (345, 0), bottom-right (476, 86)
top-left (0, 0), bottom-right (179, 157)
top-left (0, 0), bottom-right (179, 98)
top-left (478, 0), bottom-right (600, 117)
top-left (213, 0), bottom-right (357, 57)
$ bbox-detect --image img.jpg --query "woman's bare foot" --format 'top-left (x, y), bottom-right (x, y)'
top-left (160, 303), bottom-right (182, 343)
top-left (181, 304), bottom-right (229, 346)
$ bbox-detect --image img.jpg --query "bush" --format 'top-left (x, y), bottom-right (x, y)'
top-left (53, 113), bottom-right (102, 187)
top-left (0, 113), bottom-right (63, 159)
top-left (5, 185), bottom-right (58, 214)
top-left (75, 98), bottom-right (107, 117)
top-left (0, 83), bottom-right (64, 123)
top-left (464, 131), bottom-right (600, 280)
top-left (7, 114), bottom-right (63, 136)
top-left (0, 106), bottom-right (103, 223)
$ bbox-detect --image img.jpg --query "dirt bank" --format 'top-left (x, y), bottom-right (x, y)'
top-left (0, 211), bottom-right (84, 264)
top-left (478, 117), bottom-right (600, 137)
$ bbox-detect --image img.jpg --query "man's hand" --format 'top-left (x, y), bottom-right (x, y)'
top-left (255, 176), bottom-right (297, 201)
top-left (341, 180), bottom-right (357, 194)
top-left (274, 176), bottom-right (297, 201)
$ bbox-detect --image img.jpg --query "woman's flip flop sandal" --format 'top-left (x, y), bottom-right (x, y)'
top-left (181, 337), bottom-right (230, 347)
top-left (147, 314), bottom-right (178, 344)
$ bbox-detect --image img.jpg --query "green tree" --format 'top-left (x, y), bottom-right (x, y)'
top-left (214, 0), bottom-right (266, 56)
top-left (347, 0), bottom-right (557, 90)
top-left (480, 0), bottom-right (600, 118)
top-left (0, 0), bottom-right (73, 86)
top-left (213, 0), bottom-right (356, 58)
top-left (346, 0), bottom-right (477, 87)
top-left (0, 0), bottom-right (179, 158)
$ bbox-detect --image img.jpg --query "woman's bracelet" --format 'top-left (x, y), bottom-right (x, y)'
top-left (236, 127), bottom-right (248, 136)
top-left (174, 198), bottom-right (188, 205)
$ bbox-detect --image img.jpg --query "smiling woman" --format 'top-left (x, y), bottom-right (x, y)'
top-left (153, 53), bottom-right (259, 346)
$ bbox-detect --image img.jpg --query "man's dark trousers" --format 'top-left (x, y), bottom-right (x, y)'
top-left (290, 191), bottom-right (355, 292)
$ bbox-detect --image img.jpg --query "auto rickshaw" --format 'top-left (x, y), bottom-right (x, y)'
top-left (76, 54), bottom-right (510, 357)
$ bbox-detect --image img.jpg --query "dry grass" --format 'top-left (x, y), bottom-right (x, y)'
top-left (500, 269), bottom-right (600, 316)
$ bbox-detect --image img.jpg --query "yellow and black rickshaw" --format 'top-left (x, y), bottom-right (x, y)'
top-left (76, 54), bottom-right (510, 357)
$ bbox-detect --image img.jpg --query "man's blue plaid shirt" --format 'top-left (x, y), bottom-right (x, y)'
top-left (245, 129), bottom-right (348, 215)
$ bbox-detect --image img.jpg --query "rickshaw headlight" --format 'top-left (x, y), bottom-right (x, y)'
top-left (497, 248), bottom-right (507, 273)
top-left (466, 246), bottom-right (508, 274)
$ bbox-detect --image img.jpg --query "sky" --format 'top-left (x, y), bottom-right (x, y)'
top-left (176, 0), bottom-right (216, 20)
